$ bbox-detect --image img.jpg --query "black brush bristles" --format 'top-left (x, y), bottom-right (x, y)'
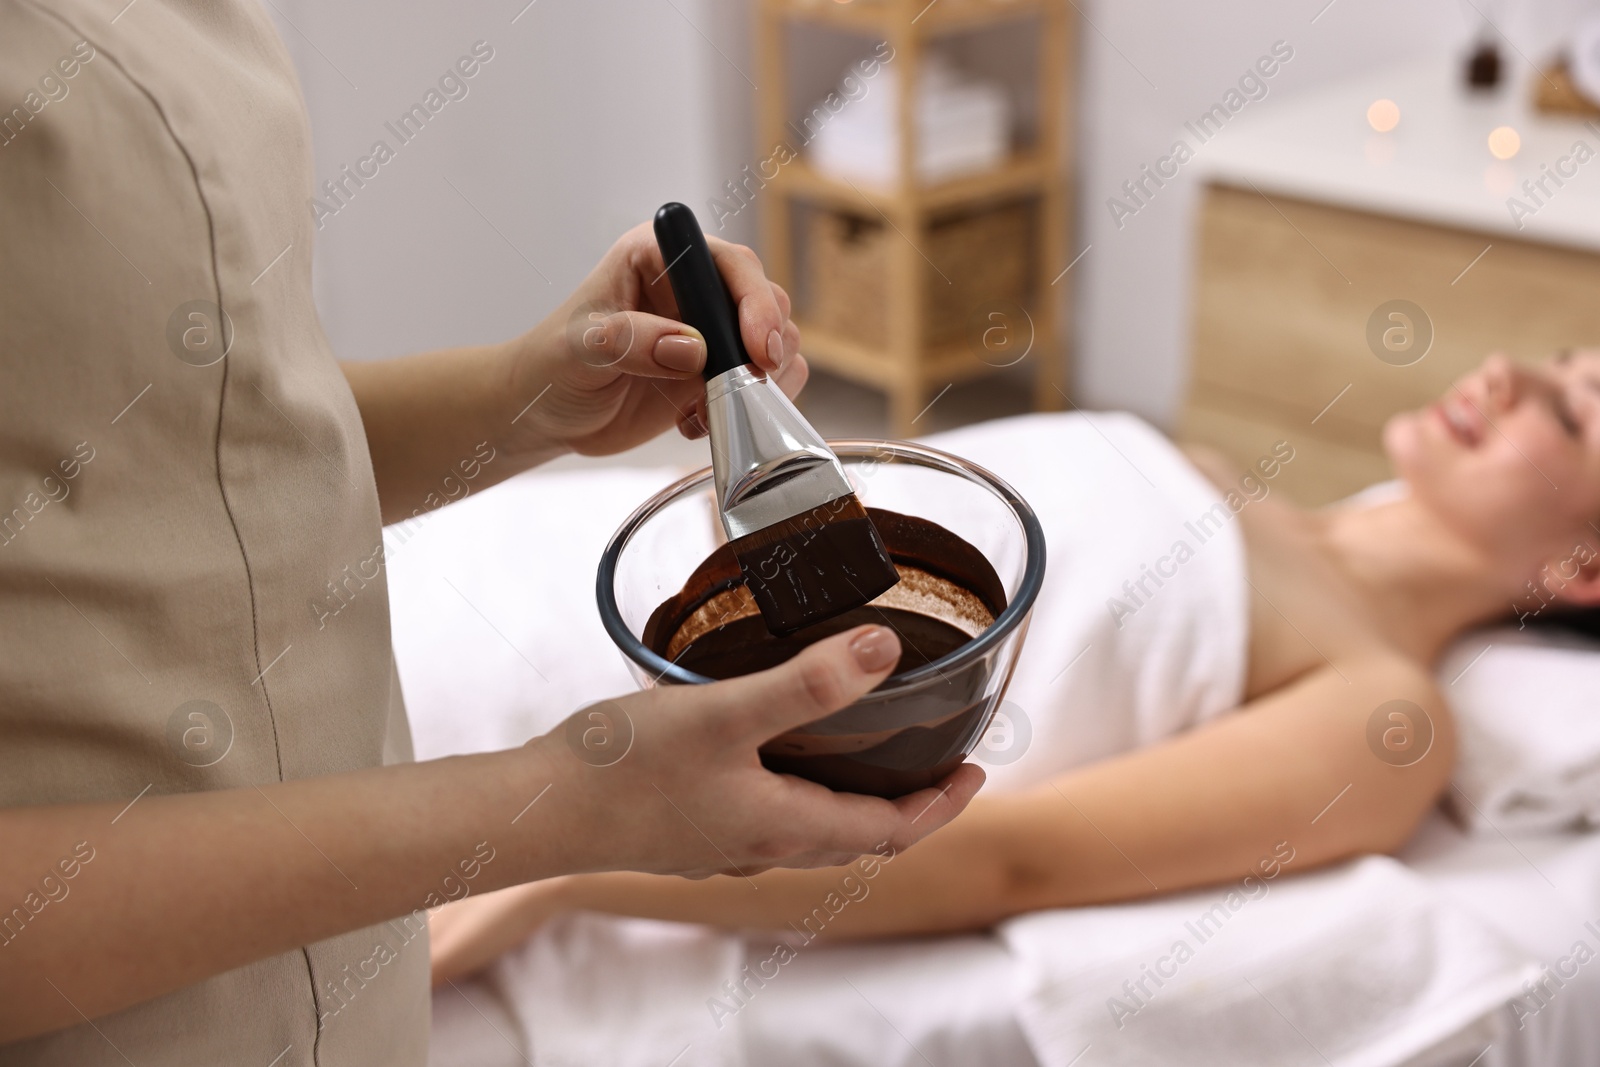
top-left (730, 493), bottom-right (900, 636)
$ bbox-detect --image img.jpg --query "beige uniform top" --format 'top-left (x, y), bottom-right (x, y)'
top-left (1, 0), bottom-right (428, 1062)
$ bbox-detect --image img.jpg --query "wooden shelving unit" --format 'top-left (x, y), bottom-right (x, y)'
top-left (756, 0), bottom-right (1077, 435)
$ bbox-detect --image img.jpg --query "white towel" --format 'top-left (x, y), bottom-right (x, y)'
top-left (808, 52), bottom-right (1011, 185)
top-left (490, 913), bottom-right (745, 1067)
top-left (999, 856), bottom-right (1536, 1067)
top-left (908, 412), bottom-right (1251, 793)
top-left (1438, 626), bottom-right (1600, 837)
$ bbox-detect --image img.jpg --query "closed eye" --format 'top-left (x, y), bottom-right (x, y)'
top-left (1553, 392), bottom-right (1581, 436)
top-left (1557, 373), bottom-right (1600, 438)
top-left (1548, 391), bottom-right (1587, 438)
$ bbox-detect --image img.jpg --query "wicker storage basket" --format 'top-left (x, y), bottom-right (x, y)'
top-left (806, 199), bottom-right (1034, 349)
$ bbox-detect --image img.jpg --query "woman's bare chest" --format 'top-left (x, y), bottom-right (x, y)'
top-left (1236, 504), bottom-right (1386, 698)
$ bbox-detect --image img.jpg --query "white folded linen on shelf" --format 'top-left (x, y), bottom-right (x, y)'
top-left (808, 52), bottom-right (1011, 185)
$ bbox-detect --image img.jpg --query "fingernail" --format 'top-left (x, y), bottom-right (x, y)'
top-left (849, 626), bottom-right (899, 673)
top-left (766, 329), bottom-right (784, 369)
top-left (654, 334), bottom-right (705, 373)
top-left (680, 411), bottom-right (708, 439)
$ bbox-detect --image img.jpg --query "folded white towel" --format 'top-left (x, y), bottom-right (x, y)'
top-left (808, 52), bottom-right (1011, 185)
top-left (998, 856), bottom-right (1537, 1067)
top-left (1438, 626), bottom-right (1600, 836)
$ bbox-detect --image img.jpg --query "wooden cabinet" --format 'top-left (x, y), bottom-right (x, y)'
top-left (1182, 183), bottom-right (1600, 504)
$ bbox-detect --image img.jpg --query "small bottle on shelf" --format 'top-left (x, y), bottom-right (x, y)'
top-left (1466, 35), bottom-right (1502, 90)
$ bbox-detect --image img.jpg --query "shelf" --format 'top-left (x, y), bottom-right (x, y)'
top-left (796, 319), bottom-right (1027, 387)
top-left (768, 0), bottom-right (1047, 36)
top-left (793, 322), bottom-right (898, 387)
top-left (759, 0), bottom-right (1072, 433)
top-left (772, 153), bottom-right (1051, 216)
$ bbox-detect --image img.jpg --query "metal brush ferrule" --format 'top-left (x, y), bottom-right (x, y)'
top-left (705, 365), bottom-right (855, 541)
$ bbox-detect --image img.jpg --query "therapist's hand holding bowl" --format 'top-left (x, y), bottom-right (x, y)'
top-left (540, 625), bottom-right (985, 880)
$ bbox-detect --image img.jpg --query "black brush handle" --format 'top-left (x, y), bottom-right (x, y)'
top-left (653, 202), bottom-right (754, 382)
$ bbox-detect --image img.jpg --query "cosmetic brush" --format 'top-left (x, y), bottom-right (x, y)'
top-left (653, 202), bottom-right (900, 636)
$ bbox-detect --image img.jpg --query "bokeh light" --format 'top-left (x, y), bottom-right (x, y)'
top-left (1487, 125), bottom-right (1521, 160)
top-left (1366, 98), bottom-right (1400, 132)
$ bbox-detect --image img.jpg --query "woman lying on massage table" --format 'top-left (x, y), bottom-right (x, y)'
top-left (431, 350), bottom-right (1600, 984)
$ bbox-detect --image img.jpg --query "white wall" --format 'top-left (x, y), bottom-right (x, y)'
top-left (272, 0), bottom-right (1590, 424)
top-left (271, 0), bottom-right (737, 360)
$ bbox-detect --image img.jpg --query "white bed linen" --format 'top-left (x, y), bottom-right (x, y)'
top-left (1397, 814), bottom-right (1600, 1067)
top-left (395, 418), bottom-right (1600, 1067)
top-left (996, 854), bottom-right (1534, 1067)
top-left (429, 818), bottom-right (1600, 1067)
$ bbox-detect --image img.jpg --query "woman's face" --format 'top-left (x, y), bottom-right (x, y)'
top-left (1385, 350), bottom-right (1600, 579)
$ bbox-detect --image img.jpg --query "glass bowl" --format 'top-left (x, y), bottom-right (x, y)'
top-left (596, 440), bottom-right (1046, 798)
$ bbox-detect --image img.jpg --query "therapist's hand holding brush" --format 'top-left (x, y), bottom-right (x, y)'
top-left (512, 220), bottom-right (808, 454)
top-left (346, 222), bottom-right (806, 521)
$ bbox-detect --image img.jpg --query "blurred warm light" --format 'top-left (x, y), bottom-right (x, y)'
top-left (1487, 125), bottom-right (1521, 160)
top-left (1366, 99), bottom-right (1400, 132)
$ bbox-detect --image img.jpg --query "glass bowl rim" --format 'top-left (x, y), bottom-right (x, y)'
top-left (595, 438), bottom-right (1048, 689)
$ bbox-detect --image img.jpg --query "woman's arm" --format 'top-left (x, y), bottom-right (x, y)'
top-left (342, 341), bottom-right (553, 523)
top-left (343, 222), bottom-right (803, 524)
top-left (431, 651), bottom-right (1454, 974)
top-left (2, 747), bottom-right (545, 1040)
top-left (0, 627), bottom-right (980, 1042)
